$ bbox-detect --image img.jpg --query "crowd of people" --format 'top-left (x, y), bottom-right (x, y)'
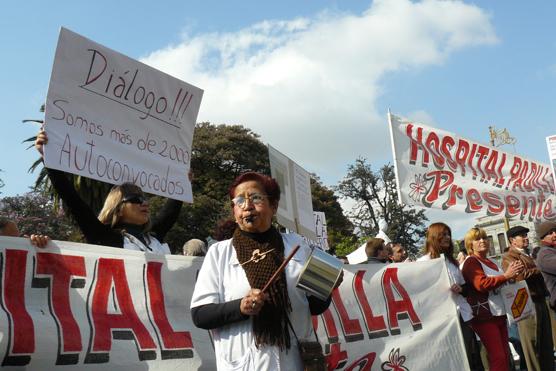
top-left (0, 129), bottom-right (555, 370)
top-left (360, 222), bottom-right (556, 371)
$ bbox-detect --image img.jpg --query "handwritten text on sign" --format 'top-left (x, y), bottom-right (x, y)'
top-left (389, 113), bottom-right (556, 221)
top-left (0, 237), bottom-right (467, 370)
top-left (44, 28), bottom-right (203, 202)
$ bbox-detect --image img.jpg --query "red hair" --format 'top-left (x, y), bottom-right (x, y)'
top-left (228, 172), bottom-right (281, 206)
top-left (425, 222), bottom-right (457, 266)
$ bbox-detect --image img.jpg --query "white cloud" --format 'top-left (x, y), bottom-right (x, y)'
top-left (141, 0), bottom-right (497, 188)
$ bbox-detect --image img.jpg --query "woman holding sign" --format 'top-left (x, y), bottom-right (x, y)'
top-left (417, 223), bottom-right (483, 370)
top-left (190, 172), bottom-right (339, 370)
top-left (461, 227), bottom-right (524, 371)
top-left (35, 130), bottom-right (181, 254)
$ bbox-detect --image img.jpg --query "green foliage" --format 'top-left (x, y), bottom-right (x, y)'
top-left (0, 191), bottom-right (82, 241)
top-left (310, 176), bottom-right (354, 251)
top-left (332, 234), bottom-right (366, 257)
top-left (336, 158), bottom-right (427, 256)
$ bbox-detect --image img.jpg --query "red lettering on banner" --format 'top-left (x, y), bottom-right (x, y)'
top-left (544, 198), bottom-right (556, 220)
top-left (483, 149), bottom-right (499, 183)
top-left (325, 342), bottom-right (349, 370)
top-left (85, 258), bottom-right (156, 363)
top-left (543, 168), bottom-right (556, 193)
top-left (444, 184), bottom-right (463, 209)
top-left (344, 352), bottom-right (376, 371)
top-left (475, 145), bottom-right (490, 181)
top-left (467, 143), bottom-right (478, 179)
top-left (145, 262), bottom-right (194, 359)
top-left (455, 139), bottom-right (470, 176)
top-left (523, 162), bottom-right (537, 191)
top-left (33, 253), bottom-right (86, 365)
top-left (495, 152), bottom-right (507, 187)
top-left (423, 170), bottom-right (454, 207)
top-left (321, 307), bottom-right (340, 343)
top-left (1, 250), bottom-right (34, 366)
top-left (483, 192), bottom-right (504, 215)
top-left (424, 131), bottom-right (444, 169)
top-left (331, 289), bottom-right (364, 342)
top-left (440, 135), bottom-right (457, 172)
top-left (464, 188), bottom-right (482, 213)
top-left (353, 270), bottom-right (388, 339)
top-left (520, 195), bottom-right (538, 220)
top-left (505, 195), bottom-right (520, 217)
top-left (406, 124), bottom-right (430, 167)
top-left (382, 268), bottom-right (422, 335)
top-left (507, 157), bottom-right (523, 191)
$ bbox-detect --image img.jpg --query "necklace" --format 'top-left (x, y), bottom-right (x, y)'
top-left (240, 248), bottom-right (275, 266)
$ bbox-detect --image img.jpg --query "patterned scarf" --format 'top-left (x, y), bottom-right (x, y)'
top-left (233, 227), bottom-right (292, 350)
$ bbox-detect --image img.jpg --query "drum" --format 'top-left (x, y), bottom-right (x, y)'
top-left (296, 248), bottom-right (343, 300)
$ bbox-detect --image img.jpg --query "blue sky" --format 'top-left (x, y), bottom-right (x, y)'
top-left (2, 1), bottom-right (556, 236)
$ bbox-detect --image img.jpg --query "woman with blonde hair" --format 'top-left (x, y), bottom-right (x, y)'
top-left (461, 227), bottom-right (524, 371)
top-left (35, 130), bottom-right (181, 254)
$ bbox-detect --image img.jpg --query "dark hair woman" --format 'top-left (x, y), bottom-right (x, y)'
top-left (34, 130), bottom-right (181, 254)
top-left (190, 172), bottom-right (340, 370)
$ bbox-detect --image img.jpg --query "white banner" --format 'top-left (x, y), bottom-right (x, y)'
top-left (0, 237), bottom-right (466, 370)
top-left (44, 28), bottom-right (203, 202)
top-left (389, 113), bottom-right (556, 222)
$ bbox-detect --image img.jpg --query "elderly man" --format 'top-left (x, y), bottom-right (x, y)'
top-left (182, 238), bottom-right (207, 257)
top-left (502, 225), bottom-right (553, 371)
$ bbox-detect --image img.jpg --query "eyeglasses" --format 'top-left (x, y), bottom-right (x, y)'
top-left (232, 193), bottom-right (268, 208)
top-left (122, 194), bottom-right (146, 204)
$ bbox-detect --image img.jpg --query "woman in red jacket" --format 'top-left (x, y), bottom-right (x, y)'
top-left (461, 227), bottom-right (523, 371)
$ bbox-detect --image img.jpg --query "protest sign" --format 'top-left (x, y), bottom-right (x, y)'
top-left (269, 145), bottom-right (317, 240)
top-left (547, 135), bottom-right (556, 191)
top-left (0, 236), bottom-right (467, 370)
top-left (44, 28), bottom-right (203, 202)
top-left (314, 211), bottom-right (329, 250)
top-left (389, 113), bottom-right (556, 222)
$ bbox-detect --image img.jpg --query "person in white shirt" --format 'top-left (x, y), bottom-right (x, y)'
top-left (190, 172), bottom-right (339, 371)
top-left (417, 222), bottom-right (483, 370)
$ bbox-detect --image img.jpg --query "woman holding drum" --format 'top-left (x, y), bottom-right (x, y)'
top-left (190, 172), bottom-right (342, 370)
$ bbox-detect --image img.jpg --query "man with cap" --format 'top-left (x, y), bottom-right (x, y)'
top-left (502, 225), bottom-right (553, 371)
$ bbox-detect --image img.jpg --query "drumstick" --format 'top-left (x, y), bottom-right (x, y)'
top-left (261, 244), bottom-right (300, 294)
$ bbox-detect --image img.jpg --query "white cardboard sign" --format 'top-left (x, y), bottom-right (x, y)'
top-left (547, 135), bottom-right (556, 192)
top-left (268, 145), bottom-right (317, 241)
top-left (44, 28), bottom-right (203, 202)
top-left (313, 211), bottom-right (329, 250)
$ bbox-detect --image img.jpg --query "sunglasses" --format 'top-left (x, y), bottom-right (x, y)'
top-left (122, 194), bottom-right (146, 204)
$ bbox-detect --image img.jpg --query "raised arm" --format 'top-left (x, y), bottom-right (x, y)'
top-left (36, 130), bottom-right (121, 247)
